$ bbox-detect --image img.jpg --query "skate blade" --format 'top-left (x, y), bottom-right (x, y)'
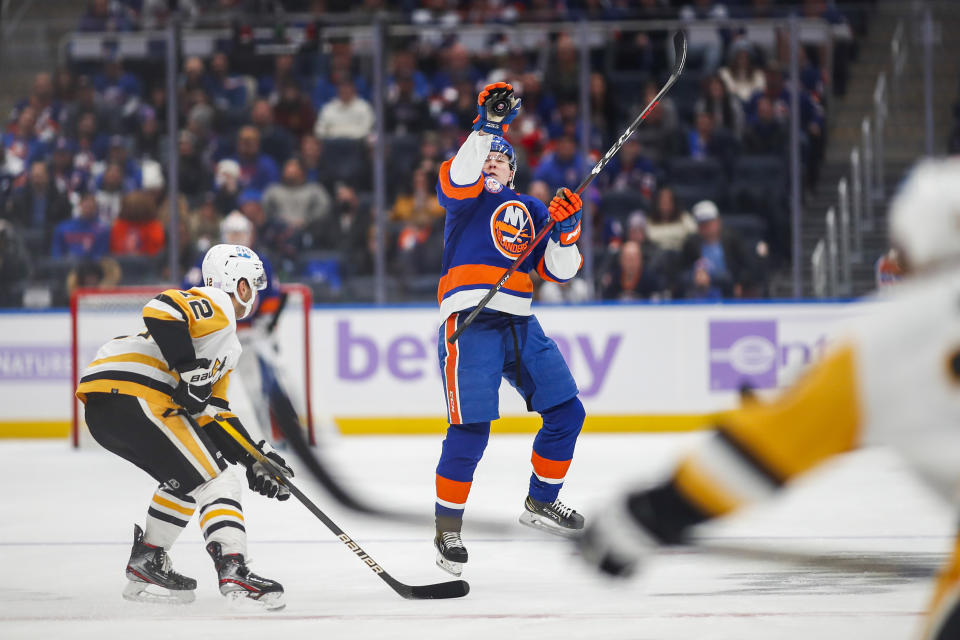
top-left (225, 590), bottom-right (286, 611)
top-left (435, 552), bottom-right (463, 577)
top-left (122, 580), bottom-right (195, 604)
top-left (519, 511), bottom-right (583, 538)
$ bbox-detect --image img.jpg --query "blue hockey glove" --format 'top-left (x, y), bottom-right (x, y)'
top-left (472, 82), bottom-right (521, 135)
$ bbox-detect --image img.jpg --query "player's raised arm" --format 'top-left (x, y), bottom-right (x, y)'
top-left (439, 82), bottom-right (521, 199)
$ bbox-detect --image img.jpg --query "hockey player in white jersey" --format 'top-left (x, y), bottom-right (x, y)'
top-left (576, 158), bottom-right (960, 640)
top-left (76, 243), bottom-right (293, 609)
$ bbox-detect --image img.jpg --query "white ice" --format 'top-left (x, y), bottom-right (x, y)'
top-left (0, 433), bottom-right (952, 640)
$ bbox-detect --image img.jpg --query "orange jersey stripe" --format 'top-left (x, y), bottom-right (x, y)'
top-left (258, 296), bottom-right (281, 314)
top-left (436, 474), bottom-right (472, 505)
top-left (443, 314), bottom-right (461, 424)
top-left (531, 450), bottom-right (572, 480)
top-left (437, 264), bottom-right (533, 304)
top-left (438, 158), bottom-right (484, 200)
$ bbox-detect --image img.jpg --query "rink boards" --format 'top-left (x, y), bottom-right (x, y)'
top-left (0, 300), bottom-right (879, 437)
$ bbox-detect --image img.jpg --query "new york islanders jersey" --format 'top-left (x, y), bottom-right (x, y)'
top-left (76, 286), bottom-right (242, 422)
top-left (436, 131), bottom-right (582, 318)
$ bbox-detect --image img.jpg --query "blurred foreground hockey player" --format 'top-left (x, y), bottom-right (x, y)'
top-left (76, 244), bottom-right (293, 609)
top-left (577, 158), bottom-right (960, 640)
top-left (433, 82), bottom-right (587, 576)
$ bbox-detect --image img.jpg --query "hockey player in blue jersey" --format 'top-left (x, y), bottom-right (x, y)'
top-left (432, 81), bottom-right (587, 576)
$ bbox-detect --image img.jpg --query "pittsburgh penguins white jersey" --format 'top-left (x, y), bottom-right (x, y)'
top-left (76, 287), bottom-right (242, 413)
top-left (652, 268), bottom-right (960, 529)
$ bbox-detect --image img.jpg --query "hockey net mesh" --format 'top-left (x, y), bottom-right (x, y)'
top-left (71, 284), bottom-right (314, 448)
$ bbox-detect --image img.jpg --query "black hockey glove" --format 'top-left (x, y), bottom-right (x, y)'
top-left (172, 358), bottom-right (213, 414)
top-left (246, 441), bottom-right (294, 501)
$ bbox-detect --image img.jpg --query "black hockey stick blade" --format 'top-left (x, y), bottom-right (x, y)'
top-left (204, 412), bottom-right (471, 600)
top-left (385, 574), bottom-right (471, 600)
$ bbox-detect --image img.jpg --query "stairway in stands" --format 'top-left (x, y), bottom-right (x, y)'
top-left (0, 1), bottom-right (86, 119)
top-left (770, 0), bottom-right (960, 299)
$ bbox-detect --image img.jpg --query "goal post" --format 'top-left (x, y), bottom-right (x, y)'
top-left (71, 283), bottom-right (315, 448)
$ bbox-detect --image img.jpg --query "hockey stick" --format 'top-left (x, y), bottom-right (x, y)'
top-left (447, 31), bottom-right (687, 344)
top-left (204, 411), bottom-right (470, 600)
top-left (266, 380), bottom-right (519, 534)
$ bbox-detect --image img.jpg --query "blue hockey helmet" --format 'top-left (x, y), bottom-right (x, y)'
top-left (488, 136), bottom-right (517, 187)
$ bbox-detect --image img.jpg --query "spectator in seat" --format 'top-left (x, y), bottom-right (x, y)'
top-left (632, 79), bottom-right (679, 163)
top-left (743, 95), bottom-right (788, 155)
top-left (333, 183), bottom-right (372, 275)
top-left (51, 192), bottom-right (110, 259)
top-left (258, 54), bottom-right (303, 101)
top-left (5, 161), bottom-right (71, 248)
top-left (78, 0), bottom-right (134, 32)
top-left (390, 168), bottom-right (444, 223)
top-left (212, 158), bottom-right (241, 215)
top-left (600, 240), bottom-right (662, 302)
top-left (175, 130), bottom-right (212, 204)
top-left (230, 126), bottom-right (280, 192)
top-left (249, 99), bottom-right (295, 167)
top-left (0, 219), bottom-right (31, 306)
top-left (49, 136), bottom-right (82, 201)
top-left (674, 111), bottom-right (738, 166)
top-left (65, 256), bottom-right (121, 302)
top-left (110, 191), bottom-right (165, 256)
top-left (395, 201), bottom-right (443, 278)
top-left (647, 185), bottom-right (696, 252)
top-left (696, 73), bottom-right (745, 139)
top-left (92, 55), bottom-right (142, 120)
top-left (273, 82), bottom-right (316, 140)
top-left (9, 72), bottom-right (60, 144)
top-left (95, 162), bottom-right (129, 223)
top-left (3, 107), bottom-right (48, 184)
top-left (205, 52), bottom-right (248, 115)
top-left (385, 71), bottom-right (430, 136)
top-left (263, 157), bottom-right (332, 246)
top-left (602, 136), bottom-right (658, 199)
top-left (299, 135), bottom-right (323, 183)
top-left (533, 135), bottom-right (587, 196)
top-left (718, 42), bottom-right (765, 104)
top-left (679, 200), bottom-right (749, 299)
top-left (314, 79), bottom-right (375, 140)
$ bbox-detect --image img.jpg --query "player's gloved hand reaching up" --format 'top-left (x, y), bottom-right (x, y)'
top-left (548, 187), bottom-right (583, 246)
top-left (172, 358), bottom-right (213, 414)
top-left (473, 82), bottom-right (521, 135)
top-left (246, 440), bottom-right (294, 501)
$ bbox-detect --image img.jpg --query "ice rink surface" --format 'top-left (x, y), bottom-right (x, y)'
top-left (0, 432), bottom-right (952, 640)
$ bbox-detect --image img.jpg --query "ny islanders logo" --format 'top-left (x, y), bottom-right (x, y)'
top-left (484, 177), bottom-right (503, 193)
top-left (490, 200), bottom-right (535, 259)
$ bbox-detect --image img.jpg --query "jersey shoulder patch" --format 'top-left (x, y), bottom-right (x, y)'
top-left (484, 176), bottom-right (504, 193)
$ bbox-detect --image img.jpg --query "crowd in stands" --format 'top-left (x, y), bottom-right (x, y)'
top-left (0, 0), bottom-right (867, 306)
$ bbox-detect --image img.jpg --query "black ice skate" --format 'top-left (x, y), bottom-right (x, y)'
top-left (123, 524), bottom-right (197, 604)
top-left (206, 541), bottom-right (285, 610)
top-left (519, 496), bottom-right (585, 537)
top-left (434, 530), bottom-right (468, 577)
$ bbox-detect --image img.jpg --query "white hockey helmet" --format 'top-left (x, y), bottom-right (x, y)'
top-left (201, 243), bottom-right (267, 319)
top-left (889, 158), bottom-right (960, 273)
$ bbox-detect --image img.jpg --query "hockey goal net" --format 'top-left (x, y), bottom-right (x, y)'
top-left (71, 284), bottom-right (314, 448)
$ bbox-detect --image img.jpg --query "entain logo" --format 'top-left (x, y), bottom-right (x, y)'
top-left (490, 200), bottom-right (534, 260)
top-left (708, 320), bottom-right (828, 391)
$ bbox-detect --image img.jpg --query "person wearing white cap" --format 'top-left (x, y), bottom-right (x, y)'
top-left (679, 199), bottom-right (749, 299)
